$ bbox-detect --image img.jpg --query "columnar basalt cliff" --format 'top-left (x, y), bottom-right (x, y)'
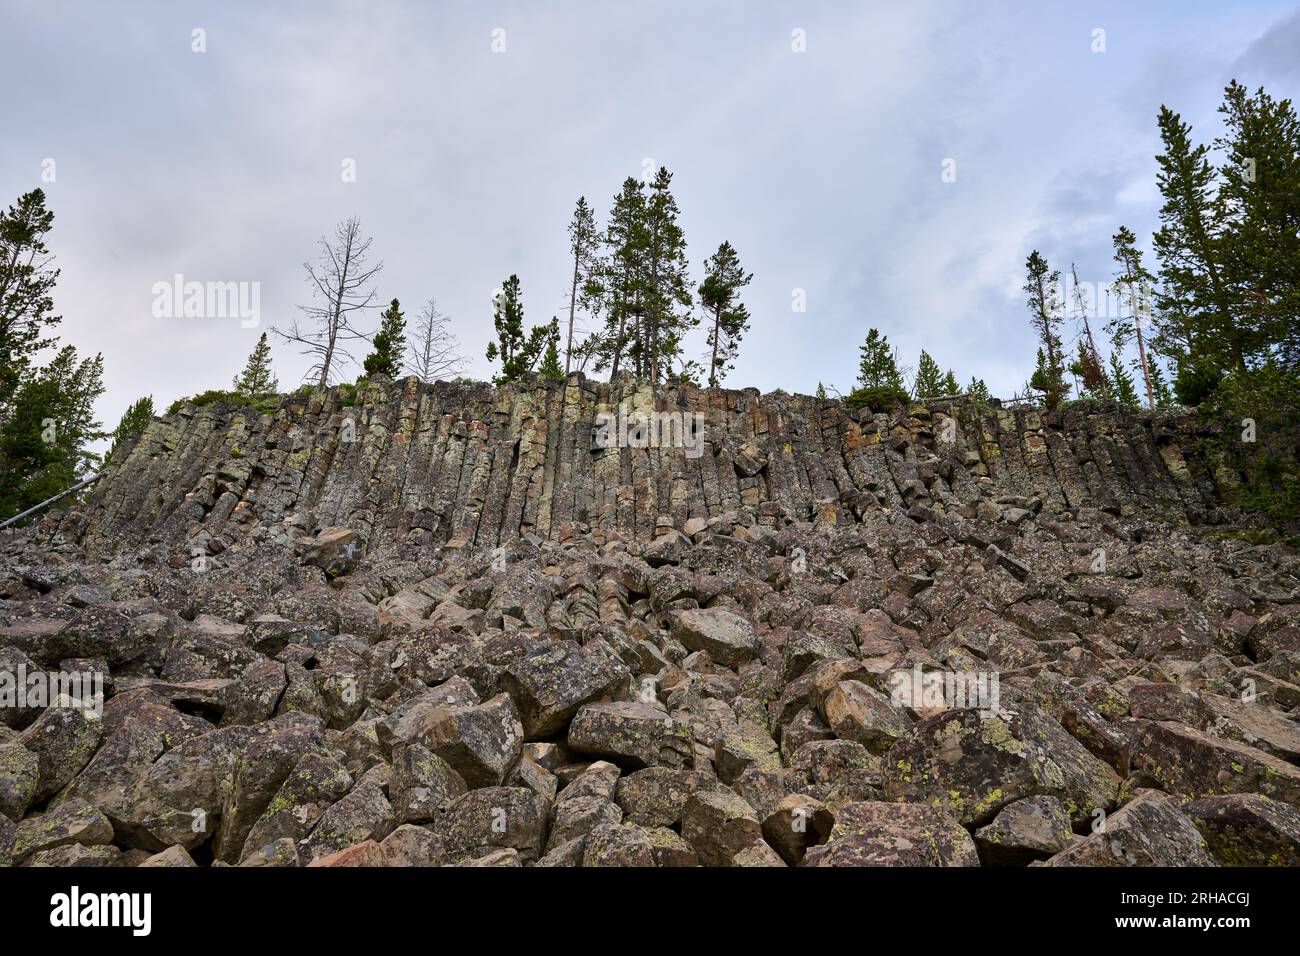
top-left (63, 374), bottom-right (1233, 555)
top-left (2, 377), bottom-right (1297, 869)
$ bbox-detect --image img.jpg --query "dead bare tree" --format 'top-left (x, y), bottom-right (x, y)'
top-left (274, 217), bottom-right (382, 388)
top-left (406, 297), bottom-right (467, 382)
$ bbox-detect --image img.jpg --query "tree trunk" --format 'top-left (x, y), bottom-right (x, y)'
top-left (708, 306), bottom-right (721, 388)
top-left (565, 248), bottom-right (579, 378)
top-left (1128, 281), bottom-right (1155, 409)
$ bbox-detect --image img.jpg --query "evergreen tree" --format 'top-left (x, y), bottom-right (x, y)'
top-left (666, 357), bottom-right (704, 387)
top-left (232, 332), bottom-right (279, 396)
top-left (815, 382), bottom-right (828, 400)
top-left (107, 395), bottom-right (154, 461)
top-left (849, 329), bottom-right (908, 410)
top-left (1107, 351), bottom-right (1140, 407)
top-left (941, 370), bottom-right (959, 396)
top-left (698, 240), bottom-right (753, 387)
top-left (641, 167), bottom-right (695, 382)
top-left (485, 276), bottom-right (555, 383)
top-left (594, 178), bottom-right (648, 377)
top-left (539, 319), bottom-right (564, 380)
top-left (0, 189), bottom-right (108, 521)
top-left (0, 189), bottom-right (62, 416)
top-left (1024, 250), bottom-right (1067, 407)
top-left (967, 377), bottom-right (990, 402)
top-left (363, 299), bottom-right (406, 378)
top-left (1109, 227), bottom-right (1157, 408)
top-left (1216, 81), bottom-right (1300, 370)
top-left (564, 197), bottom-right (603, 377)
top-left (1151, 105), bottom-right (1236, 390)
top-left (1029, 348), bottom-right (1056, 406)
top-left (911, 350), bottom-right (945, 398)
top-left (857, 329), bottom-right (905, 390)
top-left (1147, 358), bottom-right (1175, 408)
top-left (568, 332), bottom-right (602, 375)
top-left (0, 346), bottom-right (106, 518)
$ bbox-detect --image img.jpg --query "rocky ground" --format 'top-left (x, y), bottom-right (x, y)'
top-left (3, 477), bottom-right (1300, 867)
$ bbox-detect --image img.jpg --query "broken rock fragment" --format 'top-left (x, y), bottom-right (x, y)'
top-left (568, 701), bottom-right (694, 770)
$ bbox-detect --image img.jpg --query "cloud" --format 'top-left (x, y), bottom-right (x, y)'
top-left (1, 0), bottom-right (1295, 439)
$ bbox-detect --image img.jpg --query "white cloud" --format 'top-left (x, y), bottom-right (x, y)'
top-left (1, 0), bottom-right (1295, 434)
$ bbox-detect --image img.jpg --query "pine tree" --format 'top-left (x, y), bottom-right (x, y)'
top-left (1216, 81), bottom-right (1300, 371)
top-left (568, 332), bottom-right (602, 375)
top-left (858, 329), bottom-right (905, 390)
top-left (1109, 228), bottom-right (1157, 408)
top-left (967, 377), bottom-right (990, 402)
top-left (0, 189), bottom-right (62, 417)
top-left (849, 329), bottom-right (908, 410)
top-left (911, 350), bottom-right (945, 398)
top-left (1029, 348), bottom-right (1055, 406)
top-left (941, 370), bottom-right (959, 396)
top-left (1107, 351), bottom-right (1140, 407)
top-left (1024, 250), bottom-right (1067, 407)
top-left (107, 395), bottom-right (154, 461)
top-left (0, 190), bottom-right (108, 520)
top-left (232, 332), bottom-right (278, 396)
top-left (363, 299), bottom-right (406, 378)
top-left (641, 167), bottom-right (695, 382)
top-left (1147, 359), bottom-right (1175, 408)
top-left (0, 346), bottom-right (106, 518)
top-left (485, 276), bottom-right (555, 383)
top-left (699, 241), bottom-right (753, 387)
top-left (539, 319), bottom-right (564, 380)
top-left (815, 382), bottom-right (828, 400)
top-left (564, 197), bottom-right (602, 377)
top-left (664, 357), bottom-right (704, 386)
top-left (594, 178), bottom-right (648, 377)
top-left (1151, 105), bottom-right (1237, 391)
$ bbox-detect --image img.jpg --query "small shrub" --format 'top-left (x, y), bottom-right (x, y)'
top-left (844, 385), bottom-right (910, 412)
top-left (165, 389), bottom-right (279, 416)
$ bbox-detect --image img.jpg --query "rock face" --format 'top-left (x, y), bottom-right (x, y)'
top-left (51, 375), bottom-right (1243, 552)
top-left (1, 377), bottom-right (1297, 867)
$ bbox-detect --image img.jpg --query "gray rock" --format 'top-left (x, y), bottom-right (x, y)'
top-left (568, 701), bottom-right (694, 770)
top-left (682, 789), bottom-right (763, 866)
top-left (973, 795), bottom-right (1074, 865)
top-left (669, 608), bottom-right (759, 669)
top-left (1042, 790), bottom-right (1215, 867)
top-left (500, 640), bottom-right (627, 738)
top-left (418, 692), bottom-right (523, 788)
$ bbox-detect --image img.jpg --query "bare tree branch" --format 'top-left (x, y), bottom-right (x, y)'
top-left (272, 216), bottom-right (382, 388)
top-left (406, 297), bottom-right (467, 382)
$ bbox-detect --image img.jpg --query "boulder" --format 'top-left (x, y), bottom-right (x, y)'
top-left (973, 795), bottom-right (1074, 865)
top-left (418, 692), bottom-right (524, 788)
top-left (568, 701), bottom-right (694, 770)
top-left (500, 640), bottom-right (628, 738)
top-left (1185, 793), bottom-right (1300, 866)
top-left (439, 787), bottom-right (550, 863)
top-left (802, 800), bottom-right (979, 867)
top-left (669, 608), bottom-right (759, 669)
top-left (682, 789), bottom-right (763, 866)
top-left (1042, 790), bottom-right (1215, 867)
top-left (882, 707), bottom-right (1120, 826)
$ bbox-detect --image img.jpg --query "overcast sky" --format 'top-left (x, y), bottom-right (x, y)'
top-left (3, 0), bottom-right (1299, 437)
